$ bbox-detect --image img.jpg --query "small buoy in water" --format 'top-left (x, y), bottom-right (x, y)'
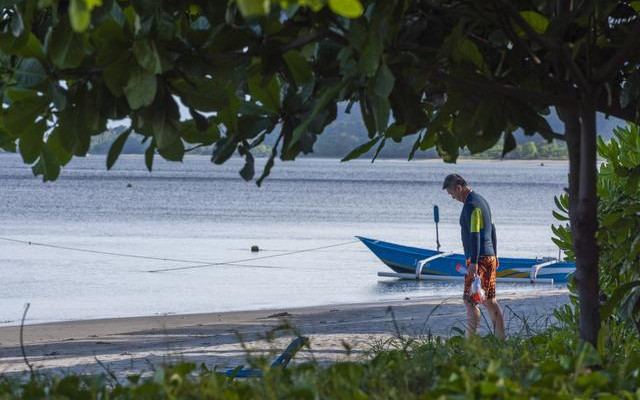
top-left (251, 245), bottom-right (260, 252)
top-left (540, 162), bottom-right (544, 167)
top-left (127, 183), bottom-right (132, 188)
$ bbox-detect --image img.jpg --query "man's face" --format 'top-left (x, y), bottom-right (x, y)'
top-left (445, 185), bottom-right (464, 202)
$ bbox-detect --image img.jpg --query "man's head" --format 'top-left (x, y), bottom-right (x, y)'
top-left (442, 173), bottom-right (470, 202)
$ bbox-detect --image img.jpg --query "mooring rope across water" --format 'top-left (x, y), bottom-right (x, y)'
top-left (0, 235), bottom-right (360, 273)
top-left (146, 240), bottom-right (360, 273)
top-left (0, 236), bottom-right (211, 264)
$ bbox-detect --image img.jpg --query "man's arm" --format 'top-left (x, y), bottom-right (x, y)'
top-left (492, 223), bottom-right (497, 255)
top-left (469, 207), bottom-right (483, 276)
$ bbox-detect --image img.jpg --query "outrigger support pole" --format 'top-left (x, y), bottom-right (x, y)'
top-left (433, 205), bottom-right (441, 251)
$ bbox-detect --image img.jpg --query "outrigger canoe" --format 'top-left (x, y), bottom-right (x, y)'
top-left (357, 236), bottom-right (576, 284)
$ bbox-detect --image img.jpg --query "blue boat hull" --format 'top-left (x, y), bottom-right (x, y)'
top-left (357, 236), bottom-right (575, 283)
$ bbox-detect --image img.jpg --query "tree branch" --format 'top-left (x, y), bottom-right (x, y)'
top-left (281, 30), bottom-right (345, 53)
top-left (592, 19), bottom-right (640, 83)
top-left (550, 131), bottom-right (567, 141)
top-left (430, 70), bottom-right (574, 106)
top-left (493, 5), bottom-right (541, 65)
top-left (497, 0), bottom-right (557, 50)
top-left (596, 101), bottom-right (637, 122)
top-left (499, 0), bottom-right (591, 92)
top-left (559, 46), bottom-right (591, 92)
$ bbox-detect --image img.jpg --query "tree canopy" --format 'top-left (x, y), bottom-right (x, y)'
top-left (2, 0), bottom-right (640, 344)
top-left (0, 0), bottom-right (638, 181)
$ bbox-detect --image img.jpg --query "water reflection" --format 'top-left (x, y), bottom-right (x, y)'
top-left (375, 279), bottom-right (567, 298)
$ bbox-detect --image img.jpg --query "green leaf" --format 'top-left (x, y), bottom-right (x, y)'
top-left (55, 87), bottom-right (103, 156)
top-left (157, 138), bottom-right (184, 161)
top-left (3, 94), bottom-right (48, 137)
top-left (180, 120), bottom-right (220, 144)
top-left (358, 94), bottom-right (376, 138)
top-left (256, 139), bottom-right (279, 187)
top-left (124, 67), bottom-right (157, 109)
top-left (290, 81), bottom-right (344, 149)
top-left (358, 32), bottom-right (382, 77)
top-left (237, 115), bottom-right (275, 139)
top-left (103, 52), bottom-right (130, 96)
top-left (131, 0), bottom-right (161, 16)
top-left (18, 119), bottom-right (46, 164)
top-left (371, 137), bottom-right (386, 162)
top-left (69, 0), bottom-right (102, 32)
top-left (436, 131), bottom-right (459, 162)
top-left (189, 108), bottom-right (209, 131)
top-left (518, 11), bottom-right (549, 35)
top-left (14, 58), bottom-right (47, 88)
top-left (106, 128), bottom-right (131, 169)
top-left (32, 145), bottom-right (61, 181)
top-left (600, 281), bottom-right (640, 319)
top-left (152, 105), bottom-right (180, 150)
top-left (341, 136), bottom-right (381, 162)
top-left (248, 73), bottom-right (281, 113)
top-left (92, 17), bottom-right (129, 67)
top-left (16, 33), bottom-right (45, 61)
top-left (552, 210), bottom-right (570, 221)
top-left (48, 19), bottom-right (91, 68)
top-left (8, 7), bottom-right (23, 37)
top-left (0, 25), bottom-right (28, 53)
top-left (236, 0), bottom-right (270, 17)
top-left (239, 151), bottom-right (254, 181)
top-left (420, 131), bottom-right (437, 150)
top-left (0, 131), bottom-right (17, 152)
top-left (133, 39), bottom-right (162, 74)
top-left (369, 94), bottom-right (390, 133)
top-left (600, 212), bottom-right (621, 227)
top-left (373, 64), bottom-right (395, 98)
top-left (48, 83), bottom-right (67, 111)
top-left (328, 0), bottom-right (364, 18)
top-left (386, 122), bottom-right (405, 142)
top-left (57, 115), bottom-right (91, 156)
top-left (145, 140), bottom-right (155, 171)
top-left (46, 128), bottom-right (73, 166)
top-left (554, 195), bottom-right (568, 213)
top-left (452, 37), bottom-right (484, 70)
top-left (408, 132), bottom-right (422, 160)
top-left (212, 135), bottom-right (238, 164)
top-left (283, 50), bottom-right (313, 87)
top-left (171, 77), bottom-right (229, 111)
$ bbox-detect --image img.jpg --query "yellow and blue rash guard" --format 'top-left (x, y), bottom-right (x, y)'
top-left (459, 191), bottom-right (497, 264)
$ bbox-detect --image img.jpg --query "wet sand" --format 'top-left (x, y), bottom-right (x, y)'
top-left (0, 289), bottom-right (569, 378)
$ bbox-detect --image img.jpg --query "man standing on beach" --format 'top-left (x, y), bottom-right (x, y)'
top-left (442, 174), bottom-right (505, 339)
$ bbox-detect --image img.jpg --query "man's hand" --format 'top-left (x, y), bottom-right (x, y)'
top-left (468, 263), bottom-right (478, 277)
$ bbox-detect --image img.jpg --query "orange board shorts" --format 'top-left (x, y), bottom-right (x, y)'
top-left (463, 256), bottom-right (498, 304)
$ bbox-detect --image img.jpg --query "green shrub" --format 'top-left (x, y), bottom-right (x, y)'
top-left (2, 324), bottom-right (639, 399)
top-left (552, 124), bottom-right (640, 335)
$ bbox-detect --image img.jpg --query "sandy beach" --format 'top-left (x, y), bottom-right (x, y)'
top-left (0, 289), bottom-right (569, 378)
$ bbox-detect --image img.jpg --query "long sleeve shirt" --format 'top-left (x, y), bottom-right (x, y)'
top-left (459, 191), bottom-right (497, 264)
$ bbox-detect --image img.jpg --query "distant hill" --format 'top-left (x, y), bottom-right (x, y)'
top-left (90, 105), bottom-right (624, 159)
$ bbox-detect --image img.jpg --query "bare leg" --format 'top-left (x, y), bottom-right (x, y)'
top-left (465, 302), bottom-right (481, 336)
top-left (483, 298), bottom-right (505, 339)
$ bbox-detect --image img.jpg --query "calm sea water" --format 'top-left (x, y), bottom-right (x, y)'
top-left (0, 154), bottom-right (568, 325)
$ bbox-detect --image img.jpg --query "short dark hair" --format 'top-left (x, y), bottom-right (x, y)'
top-left (442, 173), bottom-right (467, 189)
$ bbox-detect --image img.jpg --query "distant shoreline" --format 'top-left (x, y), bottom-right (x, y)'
top-left (0, 153), bottom-right (572, 162)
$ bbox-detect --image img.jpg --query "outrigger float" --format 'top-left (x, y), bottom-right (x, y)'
top-left (357, 236), bottom-right (576, 284)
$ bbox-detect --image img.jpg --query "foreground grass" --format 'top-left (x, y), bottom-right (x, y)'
top-left (2, 311), bottom-right (640, 400)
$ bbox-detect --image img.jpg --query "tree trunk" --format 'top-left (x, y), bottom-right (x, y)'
top-left (561, 102), bottom-right (600, 346)
top-left (574, 101), bottom-right (600, 346)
